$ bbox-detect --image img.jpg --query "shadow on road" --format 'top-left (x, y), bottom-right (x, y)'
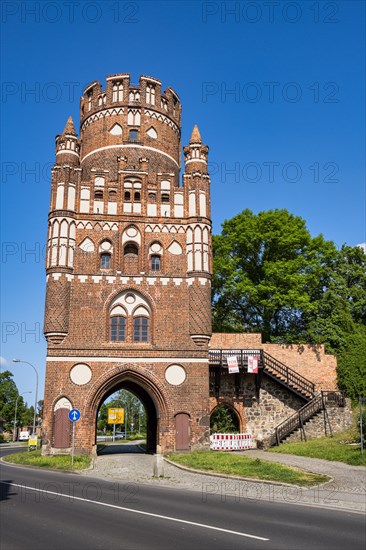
top-left (0, 480), bottom-right (18, 502)
top-left (97, 441), bottom-right (145, 455)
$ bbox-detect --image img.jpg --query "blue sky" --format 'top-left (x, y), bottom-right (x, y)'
top-left (1, 0), bottom-right (365, 400)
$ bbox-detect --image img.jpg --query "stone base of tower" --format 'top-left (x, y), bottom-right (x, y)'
top-left (41, 357), bottom-right (210, 457)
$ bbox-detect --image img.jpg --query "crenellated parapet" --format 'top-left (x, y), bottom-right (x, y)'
top-left (80, 74), bottom-right (181, 126)
top-left (78, 74), bottom-right (182, 170)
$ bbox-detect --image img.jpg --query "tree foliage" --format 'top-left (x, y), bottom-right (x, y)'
top-left (97, 390), bottom-right (146, 434)
top-left (213, 209), bottom-right (366, 398)
top-left (0, 371), bottom-right (32, 432)
top-left (210, 406), bottom-right (239, 433)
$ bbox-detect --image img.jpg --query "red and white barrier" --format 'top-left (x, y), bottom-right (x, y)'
top-left (210, 433), bottom-right (253, 450)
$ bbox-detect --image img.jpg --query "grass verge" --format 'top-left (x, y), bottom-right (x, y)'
top-left (268, 430), bottom-right (366, 466)
top-left (3, 450), bottom-right (92, 471)
top-left (166, 451), bottom-right (329, 486)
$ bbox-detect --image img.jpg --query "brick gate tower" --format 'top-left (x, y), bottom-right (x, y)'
top-left (42, 74), bottom-right (212, 455)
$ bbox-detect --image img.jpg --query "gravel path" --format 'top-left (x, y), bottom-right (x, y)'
top-left (81, 443), bottom-right (366, 513)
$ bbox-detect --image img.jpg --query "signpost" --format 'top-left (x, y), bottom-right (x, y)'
top-left (69, 408), bottom-right (81, 467)
top-left (108, 408), bottom-right (124, 424)
top-left (28, 435), bottom-right (38, 451)
top-left (108, 408), bottom-right (125, 442)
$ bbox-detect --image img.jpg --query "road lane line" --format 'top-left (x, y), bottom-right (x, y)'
top-left (1, 481), bottom-right (269, 541)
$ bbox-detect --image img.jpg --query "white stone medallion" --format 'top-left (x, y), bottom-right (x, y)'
top-left (165, 364), bottom-right (186, 386)
top-left (70, 363), bottom-right (92, 385)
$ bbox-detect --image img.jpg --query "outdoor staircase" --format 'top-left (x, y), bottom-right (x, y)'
top-left (209, 349), bottom-right (346, 448)
top-left (209, 349), bottom-right (316, 401)
top-left (261, 352), bottom-right (315, 401)
top-left (266, 391), bottom-right (346, 447)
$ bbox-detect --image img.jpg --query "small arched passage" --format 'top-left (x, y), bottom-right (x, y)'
top-left (210, 404), bottom-right (240, 434)
top-left (86, 366), bottom-right (171, 455)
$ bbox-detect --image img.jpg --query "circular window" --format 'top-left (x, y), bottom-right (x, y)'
top-left (70, 364), bottom-right (92, 386)
top-left (165, 364), bottom-right (186, 386)
top-left (126, 227), bottom-right (138, 238)
top-left (150, 243), bottom-right (162, 253)
top-left (100, 241), bottom-right (112, 251)
top-left (125, 293), bottom-right (136, 304)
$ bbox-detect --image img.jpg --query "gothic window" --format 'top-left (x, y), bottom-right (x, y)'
top-left (129, 90), bottom-right (140, 102)
top-left (109, 189), bottom-right (117, 200)
top-left (129, 129), bottom-right (139, 141)
top-left (95, 176), bottom-right (105, 186)
top-left (148, 192), bottom-right (156, 202)
top-left (124, 191), bottom-right (131, 201)
top-left (146, 84), bottom-right (155, 106)
top-left (100, 253), bottom-right (111, 269)
top-left (108, 291), bottom-right (151, 343)
top-left (124, 243), bottom-right (138, 257)
top-left (95, 190), bottom-right (103, 200)
top-left (151, 255), bottom-right (161, 271)
top-left (109, 123), bottom-right (122, 136)
top-left (134, 191), bottom-right (141, 202)
top-left (161, 193), bottom-right (170, 203)
top-left (146, 127), bottom-right (157, 139)
top-left (112, 82), bottom-right (123, 102)
top-left (110, 316), bottom-right (126, 341)
top-left (133, 316), bottom-right (149, 342)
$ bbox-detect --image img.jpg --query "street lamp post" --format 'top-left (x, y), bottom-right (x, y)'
top-left (12, 359), bottom-right (39, 435)
top-left (13, 391), bottom-right (32, 441)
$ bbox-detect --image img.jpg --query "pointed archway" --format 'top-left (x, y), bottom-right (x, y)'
top-left (86, 364), bottom-right (172, 454)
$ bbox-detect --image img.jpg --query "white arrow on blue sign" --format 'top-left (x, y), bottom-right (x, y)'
top-left (69, 409), bottom-right (81, 422)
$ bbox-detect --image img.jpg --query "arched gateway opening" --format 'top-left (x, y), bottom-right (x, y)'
top-left (87, 367), bottom-right (170, 455)
top-left (97, 381), bottom-right (157, 453)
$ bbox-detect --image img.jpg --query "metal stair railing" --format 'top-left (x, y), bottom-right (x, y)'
top-left (209, 349), bottom-right (316, 399)
top-left (209, 349), bottom-right (262, 367)
top-left (267, 390), bottom-right (345, 447)
top-left (262, 351), bottom-right (316, 398)
top-left (268, 394), bottom-right (323, 447)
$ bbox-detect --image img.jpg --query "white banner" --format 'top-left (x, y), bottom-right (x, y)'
top-left (247, 355), bottom-right (259, 373)
top-left (227, 355), bottom-right (239, 374)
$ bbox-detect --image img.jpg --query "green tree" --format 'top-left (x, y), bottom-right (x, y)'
top-left (97, 403), bottom-right (108, 433)
top-left (213, 209), bottom-right (366, 398)
top-left (97, 390), bottom-right (147, 435)
top-left (210, 406), bottom-right (239, 433)
top-left (0, 371), bottom-right (24, 432)
top-left (335, 324), bottom-right (366, 401)
top-left (213, 209), bottom-right (336, 342)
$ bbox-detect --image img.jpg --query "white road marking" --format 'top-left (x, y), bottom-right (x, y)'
top-left (1, 481), bottom-right (269, 541)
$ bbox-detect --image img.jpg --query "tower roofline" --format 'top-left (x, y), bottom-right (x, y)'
top-left (189, 125), bottom-right (202, 144)
top-left (62, 116), bottom-right (77, 136)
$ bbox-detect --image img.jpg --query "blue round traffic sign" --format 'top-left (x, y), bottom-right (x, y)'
top-left (69, 409), bottom-right (81, 422)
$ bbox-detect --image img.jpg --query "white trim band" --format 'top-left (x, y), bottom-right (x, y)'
top-left (81, 144), bottom-right (179, 167)
top-left (185, 159), bottom-right (207, 165)
top-left (56, 150), bottom-right (80, 157)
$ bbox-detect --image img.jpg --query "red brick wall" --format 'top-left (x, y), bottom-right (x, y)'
top-left (210, 333), bottom-right (338, 390)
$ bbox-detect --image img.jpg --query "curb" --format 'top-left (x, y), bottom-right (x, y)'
top-left (163, 457), bottom-right (334, 488)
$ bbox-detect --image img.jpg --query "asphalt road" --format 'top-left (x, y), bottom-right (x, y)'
top-left (1, 447), bottom-right (365, 550)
